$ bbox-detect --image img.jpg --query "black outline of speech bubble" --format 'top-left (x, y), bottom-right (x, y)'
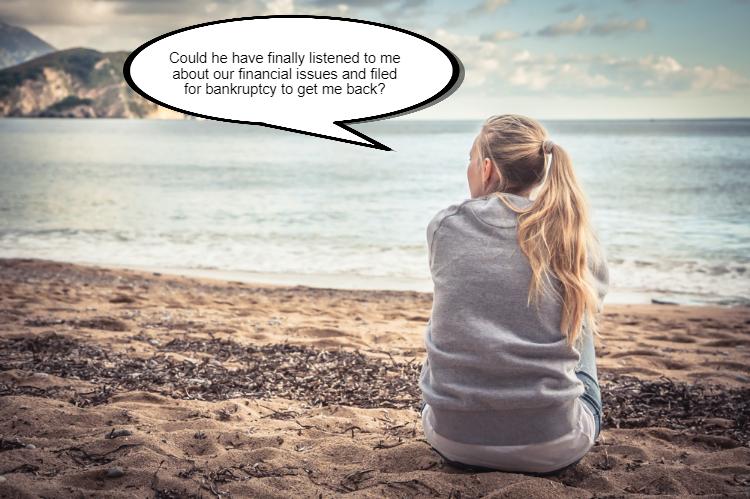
top-left (123, 15), bottom-right (464, 151)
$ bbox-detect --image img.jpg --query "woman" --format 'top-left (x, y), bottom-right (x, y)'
top-left (418, 114), bottom-right (609, 475)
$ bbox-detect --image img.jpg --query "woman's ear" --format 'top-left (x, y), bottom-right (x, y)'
top-left (482, 158), bottom-right (495, 184)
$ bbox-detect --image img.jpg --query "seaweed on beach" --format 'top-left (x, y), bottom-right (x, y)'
top-left (1, 332), bottom-right (748, 446)
top-left (601, 372), bottom-right (749, 446)
top-left (0, 331), bottom-right (420, 409)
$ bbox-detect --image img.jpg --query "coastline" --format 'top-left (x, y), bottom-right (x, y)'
top-left (1, 257), bottom-right (749, 496)
top-left (5, 256), bottom-right (743, 307)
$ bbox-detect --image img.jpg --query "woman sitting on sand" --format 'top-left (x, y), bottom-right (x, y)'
top-left (418, 114), bottom-right (609, 475)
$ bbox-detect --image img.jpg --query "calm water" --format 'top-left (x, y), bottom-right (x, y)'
top-left (1, 118), bottom-right (748, 305)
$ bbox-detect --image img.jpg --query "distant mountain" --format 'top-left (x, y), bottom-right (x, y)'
top-left (0, 47), bottom-right (183, 118)
top-left (0, 20), bottom-right (55, 69)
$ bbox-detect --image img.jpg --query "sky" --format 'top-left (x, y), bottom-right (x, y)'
top-left (2, 0), bottom-right (749, 119)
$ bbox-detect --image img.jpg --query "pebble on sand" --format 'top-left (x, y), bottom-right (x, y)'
top-left (106, 429), bottom-right (133, 439)
top-left (105, 467), bottom-right (125, 478)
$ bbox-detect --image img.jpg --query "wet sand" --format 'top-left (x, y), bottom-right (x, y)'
top-left (0, 258), bottom-right (748, 497)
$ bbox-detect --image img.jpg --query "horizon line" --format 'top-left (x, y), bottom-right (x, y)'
top-left (392, 116), bottom-right (750, 122)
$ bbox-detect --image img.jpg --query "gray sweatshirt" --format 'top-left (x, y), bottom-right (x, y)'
top-left (418, 192), bottom-right (609, 446)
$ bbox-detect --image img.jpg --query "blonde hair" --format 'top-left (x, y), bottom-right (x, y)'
top-left (475, 114), bottom-right (604, 348)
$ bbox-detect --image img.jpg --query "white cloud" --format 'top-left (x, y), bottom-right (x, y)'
top-left (617, 55), bottom-right (749, 93)
top-left (479, 30), bottom-right (520, 42)
top-left (690, 64), bottom-right (748, 92)
top-left (505, 51), bottom-right (749, 95)
top-left (537, 14), bottom-right (589, 37)
top-left (425, 28), bottom-right (509, 88)
top-left (507, 51), bottom-right (611, 92)
top-left (422, 26), bottom-right (748, 97)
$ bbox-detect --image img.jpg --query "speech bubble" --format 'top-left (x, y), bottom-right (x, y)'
top-left (123, 15), bottom-right (464, 151)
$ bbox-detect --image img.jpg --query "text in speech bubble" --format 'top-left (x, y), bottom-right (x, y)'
top-left (123, 16), bottom-right (464, 150)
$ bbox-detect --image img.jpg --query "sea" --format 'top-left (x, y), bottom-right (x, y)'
top-left (0, 118), bottom-right (748, 306)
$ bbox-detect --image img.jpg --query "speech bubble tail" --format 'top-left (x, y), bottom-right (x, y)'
top-left (333, 122), bottom-right (393, 151)
top-left (270, 121), bottom-right (391, 151)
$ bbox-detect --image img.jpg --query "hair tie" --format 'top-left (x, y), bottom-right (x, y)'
top-left (542, 139), bottom-right (555, 155)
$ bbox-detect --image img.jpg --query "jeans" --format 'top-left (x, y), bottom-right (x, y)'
top-left (574, 327), bottom-right (602, 443)
top-left (418, 328), bottom-right (602, 475)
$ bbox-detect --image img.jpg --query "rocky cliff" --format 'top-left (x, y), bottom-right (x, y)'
top-left (0, 47), bottom-right (183, 118)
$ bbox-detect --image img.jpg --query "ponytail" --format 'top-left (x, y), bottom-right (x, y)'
top-left (478, 114), bottom-right (602, 349)
top-left (499, 141), bottom-right (601, 348)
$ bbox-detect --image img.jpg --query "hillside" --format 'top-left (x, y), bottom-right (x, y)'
top-left (0, 20), bottom-right (55, 69)
top-left (0, 47), bottom-right (182, 118)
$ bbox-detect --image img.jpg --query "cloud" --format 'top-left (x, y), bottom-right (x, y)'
top-left (505, 51), bottom-right (750, 95)
top-left (537, 14), bottom-right (589, 37)
top-left (506, 50), bottom-right (611, 92)
top-left (479, 30), bottom-right (520, 42)
top-left (590, 18), bottom-right (649, 35)
top-left (690, 64), bottom-right (748, 92)
top-left (468, 0), bottom-right (511, 15)
top-left (602, 54), bottom-right (749, 93)
top-left (423, 28), bottom-right (509, 88)
top-left (423, 26), bottom-right (748, 98)
top-left (537, 14), bottom-right (650, 37)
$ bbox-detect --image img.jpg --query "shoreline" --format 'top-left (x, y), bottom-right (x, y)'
top-left (1, 256), bottom-right (749, 386)
top-left (3, 256), bottom-right (745, 308)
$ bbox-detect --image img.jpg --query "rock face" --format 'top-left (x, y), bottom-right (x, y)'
top-left (0, 21), bottom-right (55, 70)
top-left (0, 47), bottom-right (183, 119)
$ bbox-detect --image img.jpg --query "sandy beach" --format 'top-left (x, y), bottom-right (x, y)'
top-left (0, 257), bottom-right (748, 497)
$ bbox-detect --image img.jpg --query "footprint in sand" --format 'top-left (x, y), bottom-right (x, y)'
top-left (182, 433), bottom-right (222, 456)
top-left (659, 359), bottom-right (689, 370)
top-left (650, 334), bottom-right (696, 343)
top-left (670, 336), bottom-right (697, 344)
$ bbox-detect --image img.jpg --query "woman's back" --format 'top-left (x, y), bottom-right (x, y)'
top-left (418, 192), bottom-right (609, 447)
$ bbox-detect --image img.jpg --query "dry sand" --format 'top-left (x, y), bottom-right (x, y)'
top-left (0, 258), bottom-right (748, 498)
